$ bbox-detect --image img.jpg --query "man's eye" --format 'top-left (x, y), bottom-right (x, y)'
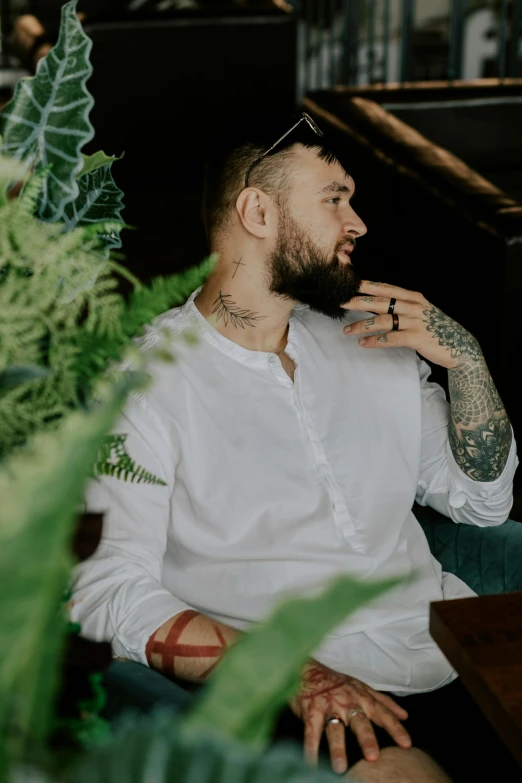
top-left (327, 197), bottom-right (341, 205)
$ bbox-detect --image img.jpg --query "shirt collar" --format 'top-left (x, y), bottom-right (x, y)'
top-left (181, 286), bottom-right (303, 368)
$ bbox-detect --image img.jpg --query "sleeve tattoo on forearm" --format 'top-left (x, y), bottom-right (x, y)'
top-left (423, 305), bottom-right (512, 482)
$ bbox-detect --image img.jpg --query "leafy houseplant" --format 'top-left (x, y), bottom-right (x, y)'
top-left (0, 0), bottom-right (214, 479)
top-left (0, 5), bottom-right (403, 782)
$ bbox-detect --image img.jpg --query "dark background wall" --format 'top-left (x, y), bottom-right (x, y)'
top-left (82, 7), bottom-right (298, 277)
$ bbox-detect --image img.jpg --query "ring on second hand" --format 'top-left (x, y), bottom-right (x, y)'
top-left (347, 707), bottom-right (366, 727)
top-left (387, 297), bottom-right (396, 315)
top-left (392, 313), bottom-right (399, 331)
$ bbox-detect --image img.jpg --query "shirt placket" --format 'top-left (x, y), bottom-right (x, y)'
top-left (268, 354), bottom-right (365, 553)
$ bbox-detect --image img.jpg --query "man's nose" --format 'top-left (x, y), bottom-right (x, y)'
top-left (343, 208), bottom-right (367, 238)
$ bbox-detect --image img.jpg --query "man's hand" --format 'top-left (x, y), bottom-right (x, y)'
top-left (342, 281), bottom-right (482, 370)
top-left (290, 661), bottom-right (411, 774)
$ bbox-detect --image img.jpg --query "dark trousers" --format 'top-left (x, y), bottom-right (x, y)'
top-left (272, 678), bottom-right (522, 783)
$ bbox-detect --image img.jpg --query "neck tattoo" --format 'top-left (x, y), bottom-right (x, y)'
top-left (212, 291), bottom-right (268, 329)
top-left (231, 257), bottom-right (246, 279)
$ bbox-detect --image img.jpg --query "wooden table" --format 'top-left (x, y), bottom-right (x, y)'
top-left (430, 592), bottom-right (522, 767)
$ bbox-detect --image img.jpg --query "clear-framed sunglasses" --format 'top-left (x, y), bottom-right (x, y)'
top-left (244, 112), bottom-right (324, 188)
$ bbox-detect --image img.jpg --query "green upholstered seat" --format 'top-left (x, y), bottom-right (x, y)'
top-left (414, 504), bottom-right (522, 595)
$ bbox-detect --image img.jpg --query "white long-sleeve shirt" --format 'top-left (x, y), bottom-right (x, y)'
top-left (71, 285), bottom-right (518, 694)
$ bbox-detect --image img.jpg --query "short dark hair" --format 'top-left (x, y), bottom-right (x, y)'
top-left (202, 119), bottom-right (342, 245)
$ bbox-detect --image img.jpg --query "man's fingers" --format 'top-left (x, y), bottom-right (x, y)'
top-left (368, 687), bottom-right (409, 719)
top-left (325, 722), bottom-right (349, 774)
top-left (342, 286), bottom-right (428, 313)
top-left (372, 707), bottom-right (412, 749)
top-left (343, 295), bottom-right (411, 314)
top-left (357, 331), bottom-right (409, 349)
top-left (349, 713), bottom-right (380, 762)
top-left (303, 711), bottom-right (325, 767)
top-left (359, 281), bottom-right (427, 305)
top-left (344, 314), bottom-right (417, 336)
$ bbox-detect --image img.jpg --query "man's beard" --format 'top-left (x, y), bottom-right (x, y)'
top-left (267, 208), bottom-right (362, 322)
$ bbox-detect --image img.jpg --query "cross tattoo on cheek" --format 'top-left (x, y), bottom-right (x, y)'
top-left (232, 258), bottom-right (246, 279)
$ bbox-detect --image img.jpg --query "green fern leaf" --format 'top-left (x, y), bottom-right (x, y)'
top-left (93, 434), bottom-right (166, 486)
top-left (0, 365), bottom-right (50, 396)
top-left (0, 193), bottom-right (126, 454)
top-left (74, 255), bottom-right (217, 387)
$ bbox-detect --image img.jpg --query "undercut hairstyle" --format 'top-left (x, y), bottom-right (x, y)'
top-left (202, 123), bottom-right (342, 246)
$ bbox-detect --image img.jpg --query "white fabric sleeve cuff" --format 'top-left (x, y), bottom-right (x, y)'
top-left (111, 592), bottom-right (192, 665)
top-left (71, 582), bottom-right (192, 667)
top-left (444, 426), bottom-right (518, 523)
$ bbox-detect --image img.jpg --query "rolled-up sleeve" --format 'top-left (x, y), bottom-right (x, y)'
top-left (414, 357), bottom-right (518, 526)
top-left (70, 394), bottom-right (192, 664)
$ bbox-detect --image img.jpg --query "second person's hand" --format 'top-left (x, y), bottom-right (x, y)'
top-left (289, 660), bottom-right (412, 775)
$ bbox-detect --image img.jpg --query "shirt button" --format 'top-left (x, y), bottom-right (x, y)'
top-left (269, 356), bottom-right (276, 363)
top-left (480, 488), bottom-right (493, 499)
top-left (449, 490), bottom-right (466, 509)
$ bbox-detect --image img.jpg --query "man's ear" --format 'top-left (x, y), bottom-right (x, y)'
top-left (235, 188), bottom-right (274, 239)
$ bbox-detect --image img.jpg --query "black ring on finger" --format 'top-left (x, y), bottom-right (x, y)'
top-left (387, 297), bottom-right (396, 315)
top-left (392, 313), bottom-right (399, 331)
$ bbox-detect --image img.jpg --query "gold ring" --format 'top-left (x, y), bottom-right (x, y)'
top-left (347, 707), bottom-right (366, 726)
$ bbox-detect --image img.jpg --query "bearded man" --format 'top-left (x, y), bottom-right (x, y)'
top-left (72, 114), bottom-right (518, 782)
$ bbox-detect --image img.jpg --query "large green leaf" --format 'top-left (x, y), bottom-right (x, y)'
top-left (0, 384), bottom-right (130, 770)
top-left (0, 1), bottom-right (94, 222)
top-left (184, 574), bottom-right (405, 747)
top-left (68, 711), bottom-right (344, 783)
top-left (64, 164), bottom-right (125, 252)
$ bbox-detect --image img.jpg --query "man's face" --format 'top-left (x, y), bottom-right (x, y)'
top-left (267, 146), bottom-right (367, 322)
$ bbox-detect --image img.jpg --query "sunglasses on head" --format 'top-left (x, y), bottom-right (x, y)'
top-left (244, 112), bottom-right (324, 188)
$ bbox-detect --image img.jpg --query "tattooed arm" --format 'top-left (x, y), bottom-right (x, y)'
top-left (343, 281), bottom-right (514, 484)
top-left (447, 340), bottom-right (512, 482)
top-left (146, 610), bottom-right (240, 683)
